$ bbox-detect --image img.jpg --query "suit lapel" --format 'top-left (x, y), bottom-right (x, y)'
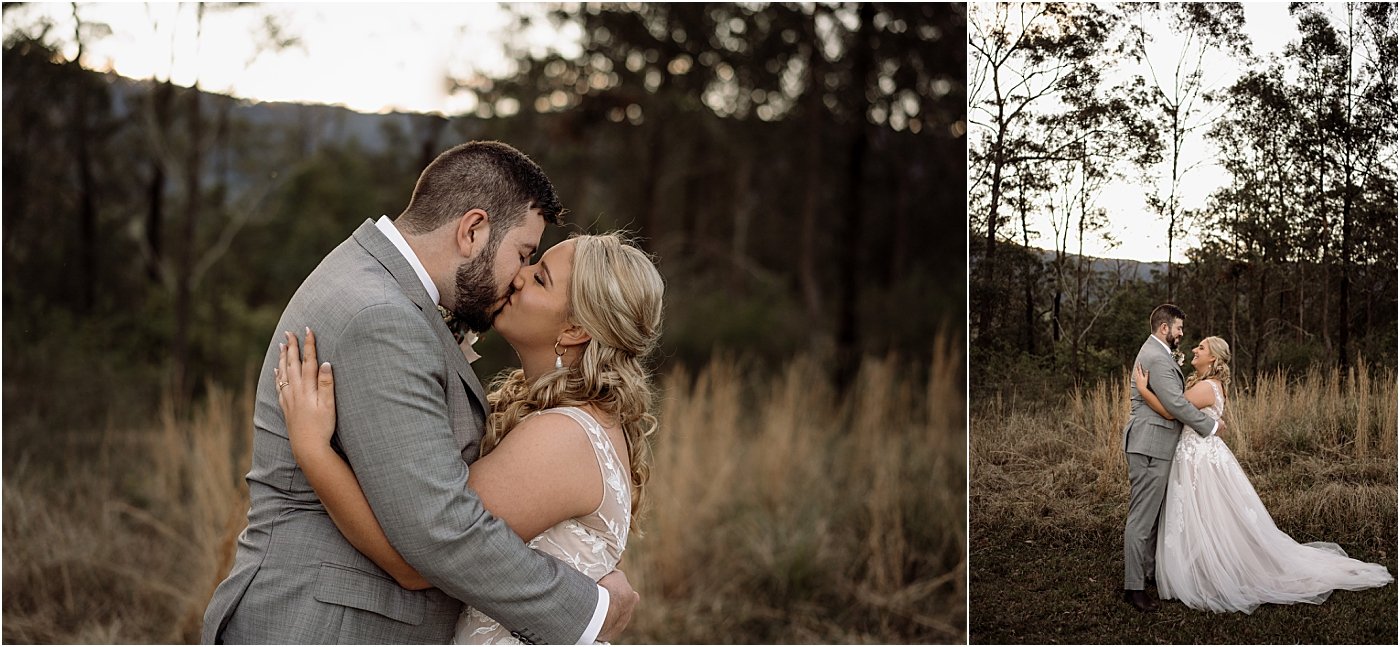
top-left (1146, 335), bottom-right (1183, 384)
top-left (353, 219), bottom-right (433, 311)
top-left (432, 317), bottom-right (489, 407)
top-left (352, 220), bottom-right (489, 410)
top-left (1167, 343), bottom-right (1185, 383)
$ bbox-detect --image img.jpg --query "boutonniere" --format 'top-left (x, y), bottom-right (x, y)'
top-left (1172, 350), bottom-right (1185, 367)
top-left (437, 305), bottom-right (482, 364)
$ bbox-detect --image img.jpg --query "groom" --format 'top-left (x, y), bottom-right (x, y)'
top-left (202, 142), bottom-right (637, 643)
top-left (1121, 304), bottom-right (1222, 612)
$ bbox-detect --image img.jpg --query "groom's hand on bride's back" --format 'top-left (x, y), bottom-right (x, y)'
top-left (597, 569), bottom-right (640, 642)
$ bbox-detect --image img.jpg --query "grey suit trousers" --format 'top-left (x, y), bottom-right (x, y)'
top-left (1124, 452), bottom-right (1172, 590)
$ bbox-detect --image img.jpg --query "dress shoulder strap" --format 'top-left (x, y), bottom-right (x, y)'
top-left (1207, 379), bottom-right (1225, 414)
top-left (535, 407), bottom-right (632, 518)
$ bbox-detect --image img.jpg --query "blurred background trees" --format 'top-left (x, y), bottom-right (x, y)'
top-left (4, 5), bottom-right (967, 642)
top-left (3, 2), bottom-right (966, 418)
top-left (969, 2), bottom-right (1397, 399)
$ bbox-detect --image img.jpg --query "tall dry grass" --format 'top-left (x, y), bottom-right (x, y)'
top-left (3, 383), bottom-right (251, 643)
top-left (974, 364), bottom-right (1398, 554)
top-left (3, 343), bottom-right (965, 644)
top-left (971, 365), bottom-right (1397, 644)
top-left (630, 340), bottom-right (965, 643)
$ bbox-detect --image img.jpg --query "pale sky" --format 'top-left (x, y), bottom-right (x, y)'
top-left (2, 2), bottom-right (582, 115)
top-left (1091, 2), bottom-right (1300, 264)
top-left (974, 2), bottom-right (1323, 263)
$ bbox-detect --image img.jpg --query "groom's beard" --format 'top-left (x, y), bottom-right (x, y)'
top-left (1167, 332), bottom-right (1182, 350)
top-left (452, 251), bottom-right (506, 333)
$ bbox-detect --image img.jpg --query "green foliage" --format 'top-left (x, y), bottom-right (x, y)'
top-left (660, 278), bottom-right (808, 368)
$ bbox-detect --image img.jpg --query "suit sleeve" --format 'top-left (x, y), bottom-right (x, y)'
top-left (333, 303), bottom-right (597, 644)
top-left (1145, 353), bottom-right (1216, 438)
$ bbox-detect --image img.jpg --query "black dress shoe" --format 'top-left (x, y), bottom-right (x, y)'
top-left (1124, 589), bottom-right (1158, 612)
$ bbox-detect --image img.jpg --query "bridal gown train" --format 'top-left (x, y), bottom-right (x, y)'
top-left (454, 407), bottom-right (631, 644)
top-left (1156, 380), bottom-right (1393, 613)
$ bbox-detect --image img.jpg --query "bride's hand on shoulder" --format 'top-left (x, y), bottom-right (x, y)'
top-left (1133, 363), bottom-right (1149, 390)
top-left (276, 328), bottom-right (338, 462)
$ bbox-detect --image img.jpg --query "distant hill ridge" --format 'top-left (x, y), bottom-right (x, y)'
top-left (98, 71), bottom-right (446, 154)
top-left (1032, 247), bottom-right (1168, 283)
top-left (969, 244), bottom-right (1168, 283)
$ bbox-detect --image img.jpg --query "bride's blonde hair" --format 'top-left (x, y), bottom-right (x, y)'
top-left (483, 233), bottom-right (663, 531)
top-left (1186, 336), bottom-right (1231, 393)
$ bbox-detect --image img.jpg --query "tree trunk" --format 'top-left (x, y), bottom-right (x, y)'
top-left (1338, 4), bottom-right (1356, 372)
top-left (1165, 109), bottom-right (1181, 301)
top-left (891, 161), bottom-right (910, 280)
top-left (730, 153), bottom-right (754, 288)
top-left (798, 40), bottom-right (824, 324)
top-left (145, 80), bottom-right (174, 284)
top-left (172, 6), bottom-right (206, 401)
top-left (680, 133), bottom-right (707, 257)
top-left (834, 2), bottom-right (875, 390)
top-left (1019, 180), bottom-right (1035, 356)
top-left (978, 122), bottom-right (1007, 346)
top-left (637, 120), bottom-right (666, 251)
top-left (977, 40), bottom-right (1010, 347)
top-left (417, 114), bottom-right (447, 171)
top-left (68, 4), bottom-right (98, 313)
top-left (72, 71), bottom-right (98, 314)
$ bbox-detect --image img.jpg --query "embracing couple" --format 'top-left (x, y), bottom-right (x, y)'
top-left (1121, 304), bottom-right (1392, 614)
top-left (202, 141), bottom-right (662, 644)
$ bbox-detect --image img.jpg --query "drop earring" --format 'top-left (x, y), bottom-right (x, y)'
top-left (554, 340), bottom-right (565, 369)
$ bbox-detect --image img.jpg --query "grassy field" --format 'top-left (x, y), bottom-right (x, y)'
top-left (2, 342), bottom-right (965, 644)
top-left (970, 365), bottom-right (1398, 645)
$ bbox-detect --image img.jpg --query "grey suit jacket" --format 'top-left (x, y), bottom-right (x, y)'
top-left (202, 220), bottom-right (597, 644)
top-left (1122, 336), bottom-right (1216, 461)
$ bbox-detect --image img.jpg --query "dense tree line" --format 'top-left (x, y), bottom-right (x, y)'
top-left (3, 3), bottom-right (964, 413)
top-left (969, 2), bottom-right (1397, 395)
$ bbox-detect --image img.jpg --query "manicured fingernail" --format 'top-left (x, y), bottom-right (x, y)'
top-left (321, 362), bottom-right (331, 370)
top-left (305, 326), bottom-right (310, 335)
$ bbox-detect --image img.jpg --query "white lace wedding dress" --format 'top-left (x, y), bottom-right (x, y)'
top-left (1156, 379), bottom-right (1393, 613)
top-left (453, 407), bottom-right (631, 644)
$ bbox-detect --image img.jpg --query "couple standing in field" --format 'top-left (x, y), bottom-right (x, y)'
top-left (1121, 304), bottom-right (1392, 614)
top-left (202, 141), bottom-right (662, 644)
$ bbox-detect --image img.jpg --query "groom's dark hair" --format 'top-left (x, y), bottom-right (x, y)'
top-left (396, 141), bottom-right (566, 236)
top-left (1150, 304), bottom-right (1186, 333)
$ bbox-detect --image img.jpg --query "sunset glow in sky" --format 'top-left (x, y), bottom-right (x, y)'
top-left (2, 3), bottom-right (581, 115)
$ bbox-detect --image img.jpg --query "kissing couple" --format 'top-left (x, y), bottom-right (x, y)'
top-left (1121, 304), bottom-right (1392, 614)
top-left (203, 141), bottom-right (663, 644)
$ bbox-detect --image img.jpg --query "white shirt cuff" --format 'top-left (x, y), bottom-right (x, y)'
top-left (1208, 420), bottom-right (1218, 436)
top-left (578, 584), bottom-right (609, 644)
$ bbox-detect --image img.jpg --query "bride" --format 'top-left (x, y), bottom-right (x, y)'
top-left (275, 232), bottom-right (662, 643)
top-left (1133, 336), bottom-right (1393, 613)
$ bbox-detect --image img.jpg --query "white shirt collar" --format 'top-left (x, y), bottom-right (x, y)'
top-left (1150, 334), bottom-right (1173, 356)
top-left (375, 215), bottom-right (440, 305)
